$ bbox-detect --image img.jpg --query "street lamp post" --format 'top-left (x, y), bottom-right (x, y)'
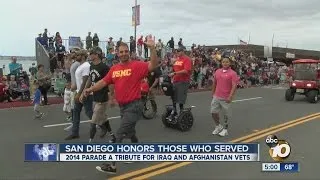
top-left (134, 0), bottom-right (137, 45)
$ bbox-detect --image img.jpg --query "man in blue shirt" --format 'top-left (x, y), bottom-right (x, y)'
top-left (106, 48), bottom-right (115, 67)
top-left (33, 81), bottom-right (44, 119)
top-left (9, 57), bottom-right (22, 76)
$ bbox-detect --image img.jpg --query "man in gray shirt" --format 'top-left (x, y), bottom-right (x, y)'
top-left (64, 52), bottom-right (80, 131)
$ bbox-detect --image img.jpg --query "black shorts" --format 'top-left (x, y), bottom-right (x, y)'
top-left (117, 99), bottom-right (143, 139)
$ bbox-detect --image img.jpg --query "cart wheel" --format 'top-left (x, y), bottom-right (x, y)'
top-left (285, 89), bottom-right (295, 101)
top-left (307, 90), bottom-right (318, 103)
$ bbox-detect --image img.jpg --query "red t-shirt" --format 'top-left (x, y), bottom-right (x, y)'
top-left (137, 38), bottom-right (144, 46)
top-left (213, 68), bottom-right (238, 100)
top-left (103, 61), bottom-right (149, 105)
top-left (172, 55), bottom-right (192, 83)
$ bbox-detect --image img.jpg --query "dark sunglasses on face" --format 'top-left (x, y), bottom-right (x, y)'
top-left (119, 50), bottom-right (129, 53)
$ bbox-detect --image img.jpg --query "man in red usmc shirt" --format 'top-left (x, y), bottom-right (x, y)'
top-left (83, 36), bottom-right (157, 174)
top-left (168, 46), bottom-right (192, 116)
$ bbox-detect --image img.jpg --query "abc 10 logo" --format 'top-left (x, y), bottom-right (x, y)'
top-left (265, 135), bottom-right (291, 161)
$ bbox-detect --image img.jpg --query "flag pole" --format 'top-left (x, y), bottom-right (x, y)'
top-left (134, 0), bottom-right (137, 48)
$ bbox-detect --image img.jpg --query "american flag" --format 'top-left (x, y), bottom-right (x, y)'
top-left (240, 40), bottom-right (248, 45)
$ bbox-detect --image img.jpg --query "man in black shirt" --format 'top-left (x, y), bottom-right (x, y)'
top-left (80, 47), bottom-right (116, 143)
top-left (167, 37), bottom-right (174, 52)
top-left (129, 36), bottom-right (136, 55)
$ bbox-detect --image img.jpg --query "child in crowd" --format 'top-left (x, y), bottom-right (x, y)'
top-left (32, 81), bottom-right (44, 119)
top-left (63, 82), bottom-right (72, 121)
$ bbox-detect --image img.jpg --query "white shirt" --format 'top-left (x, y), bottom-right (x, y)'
top-left (75, 62), bottom-right (90, 93)
top-left (64, 88), bottom-right (72, 104)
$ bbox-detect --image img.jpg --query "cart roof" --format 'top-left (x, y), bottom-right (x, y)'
top-left (292, 59), bottom-right (320, 64)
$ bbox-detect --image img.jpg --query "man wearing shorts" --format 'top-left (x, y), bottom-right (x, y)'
top-left (83, 37), bottom-right (157, 174)
top-left (80, 46), bottom-right (116, 143)
top-left (211, 58), bottom-right (238, 137)
top-left (168, 46), bottom-right (192, 116)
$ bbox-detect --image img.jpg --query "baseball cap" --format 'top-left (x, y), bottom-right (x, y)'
top-left (76, 49), bottom-right (88, 56)
top-left (70, 47), bottom-right (81, 53)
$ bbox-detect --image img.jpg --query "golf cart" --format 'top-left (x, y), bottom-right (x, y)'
top-left (285, 59), bottom-right (320, 103)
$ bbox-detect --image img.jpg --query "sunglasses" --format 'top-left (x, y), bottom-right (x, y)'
top-left (119, 50), bottom-right (129, 53)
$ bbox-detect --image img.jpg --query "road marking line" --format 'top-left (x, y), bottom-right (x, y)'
top-left (131, 115), bottom-right (320, 180)
top-left (242, 115), bottom-right (320, 143)
top-left (42, 97), bottom-right (262, 128)
top-left (230, 112), bottom-right (320, 143)
top-left (42, 116), bottom-right (121, 128)
top-left (131, 162), bottom-right (192, 180)
top-left (232, 97), bottom-right (262, 102)
top-left (110, 113), bottom-right (320, 180)
top-left (108, 162), bottom-right (176, 180)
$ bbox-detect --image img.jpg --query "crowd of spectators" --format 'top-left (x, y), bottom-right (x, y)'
top-left (35, 28), bottom-right (294, 94)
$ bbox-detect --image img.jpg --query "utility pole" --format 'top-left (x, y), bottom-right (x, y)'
top-left (134, 0), bottom-right (137, 46)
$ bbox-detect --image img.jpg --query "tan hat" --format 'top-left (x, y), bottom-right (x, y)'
top-left (76, 49), bottom-right (88, 56)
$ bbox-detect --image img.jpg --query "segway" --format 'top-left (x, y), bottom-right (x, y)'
top-left (160, 75), bottom-right (195, 132)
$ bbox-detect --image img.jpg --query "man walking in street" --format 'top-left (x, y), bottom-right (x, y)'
top-left (211, 58), bottom-right (238, 137)
top-left (80, 46), bottom-right (116, 143)
top-left (65, 49), bottom-right (93, 140)
top-left (83, 35), bottom-right (158, 174)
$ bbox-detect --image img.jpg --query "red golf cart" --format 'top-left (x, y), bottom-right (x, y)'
top-left (285, 59), bottom-right (320, 103)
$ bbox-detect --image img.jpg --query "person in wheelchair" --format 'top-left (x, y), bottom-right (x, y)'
top-left (168, 46), bottom-right (192, 117)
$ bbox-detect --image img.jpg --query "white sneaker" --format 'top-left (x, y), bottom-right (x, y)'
top-left (218, 129), bottom-right (228, 137)
top-left (212, 125), bottom-right (224, 135)
top-left (64, 124), bottom-right (73, 131)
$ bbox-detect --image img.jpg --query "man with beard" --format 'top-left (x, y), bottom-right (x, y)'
top-left (65, 49), bottom-right (93, 140)
top-left (83, 35), bottom-right (157, 174)
top-left (80, 46), bottom-right (116, 143)
top-left (168, 46), bottom-right (192, 118)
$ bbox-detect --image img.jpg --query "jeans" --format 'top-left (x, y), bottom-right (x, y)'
top-left (116, 99), bottom-right (143, 142)
top-left (38, 86), bottom-right (48, 105)
top-left (71, 95), bottom-right (93, 136)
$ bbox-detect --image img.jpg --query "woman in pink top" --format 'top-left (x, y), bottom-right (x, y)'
top-left (211, 58), bottom-right (238, 137)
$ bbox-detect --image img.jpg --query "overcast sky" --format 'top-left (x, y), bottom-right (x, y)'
top-left (1, 0), bottom-right (319, 56)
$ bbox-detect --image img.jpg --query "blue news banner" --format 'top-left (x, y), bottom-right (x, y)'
top-left (25, 143), bottom-right (260, 162)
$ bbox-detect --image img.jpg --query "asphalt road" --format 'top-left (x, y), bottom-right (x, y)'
top-left (0, 86), bottom-right (319, 180)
